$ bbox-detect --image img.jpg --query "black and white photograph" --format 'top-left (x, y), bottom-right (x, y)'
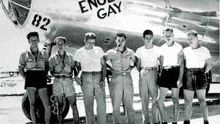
top-left (0, 0), bottom-right (219, 124)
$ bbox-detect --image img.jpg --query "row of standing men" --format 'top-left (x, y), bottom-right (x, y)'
top-left (18, 28), bottom-right (212, 124)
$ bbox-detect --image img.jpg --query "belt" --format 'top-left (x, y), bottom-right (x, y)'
top-left (163, 66), bottom-right (179, 71)
top-left (25, 68), bottom-right (45, 71)
top-left (142, 67), bottom-right (157, 71)
top-left (112, 71), bottom-right (131, 76)
top-left (187, 68), bottom-right (204, 72)
top-left (82, 71), bottom-right (101, 75)
top-left (54, 75), bottom-right (72, 78)
top-left (163, 66), bottom-right (179, 69)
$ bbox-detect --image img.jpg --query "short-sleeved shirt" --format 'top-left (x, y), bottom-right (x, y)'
top-left (19, 49), bottom-right (48, 71)
top-left (49, 52), bottom-right (75, 76)
top-left (160, 42), bottom-right (183, 67)
top-left (183, 46), bottom-right (211, 68)
top-left (105, 47), bottom-right (135, 72)
top-left (74, 46), bottom-right (104, 72)
top-left (135, 45), bottom-right (160, 68)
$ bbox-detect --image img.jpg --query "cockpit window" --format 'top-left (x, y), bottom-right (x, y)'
top-left (2, 0), bottom-right (31, 26)
top-left (11, 0), bottom-right (31, 8)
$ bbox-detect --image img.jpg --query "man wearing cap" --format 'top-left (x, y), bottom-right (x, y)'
top-left (103, 33), bottom-right (136, 124)
top-left (157, 28), bottom-right (184, 124)
top-left (183, 30), bottom-right (212, 124)
top-left (19, 32), bottom-right (51, 124)
top-left (74, 32), bottom-right (106, 124)
top-left (49, 36), bottom-right (79, 124)
top-left (136, 29), bottom-right (161, 124)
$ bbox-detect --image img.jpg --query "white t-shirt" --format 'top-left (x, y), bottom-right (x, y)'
top-left (183, 46), bottom-right (211, 68)
top-left (74, 46), bottom-right (104, 72)
top-left (135, 45), bottom-right (160, 68)
top-left (160, 42), bottom-right (183, 67)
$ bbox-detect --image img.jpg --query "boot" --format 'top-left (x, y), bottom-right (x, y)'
top-left (172, 122), bottom-right (177, 124)
top-left (204, 120), bottom-right (209, 124)
top-left (184, 120), bottom-right (190, 124)
top-left (162, 122), bottom-right (168, 124)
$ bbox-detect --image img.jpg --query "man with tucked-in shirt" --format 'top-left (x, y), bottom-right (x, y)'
top-left (103, 33), bottom-right (136, 124)
top-left (183, 30), bottom-right (212, 124)
top-left (157, 28), bottom-right (184, 124)
top-left (49, 36), bottom-right (79, 124)
top-left (136, 29), bottom-right (161, 124)
top-left (19, 32), bottom-right (51, 124)
top-left (74, 32), bottom-right (106, 124)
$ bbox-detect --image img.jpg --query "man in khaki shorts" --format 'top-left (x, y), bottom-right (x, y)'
top-left (49, 36), bottom-right (79, 124)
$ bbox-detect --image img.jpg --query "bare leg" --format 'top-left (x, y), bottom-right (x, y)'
top-left (54, 95), bottom-right (64, 124)
top-left (184, 89), bottom-right (194, 121)
top-left (38, 88), bottom-right (51, 124)
top-left (196, 89), bottom-right (208, 121)
top-left (67, 95), bottom-right (79, 124)
top-left (26, 87), bottom-right (37, 124)
top-left (171, 88), bottom-right (180, 122)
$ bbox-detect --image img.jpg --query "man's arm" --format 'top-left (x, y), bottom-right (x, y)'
top-left (177, 50), bottom-right (184, 88)
top-left (204, 58), bottom-right (212, 74)
top-left (48, 57), bottom-right (55, 76)
top-left (19, 66), bottom-right (26, 79)
top-left (101, 56), bottom-right (107, 82)
top-left (74, 61), bottom-right (82, 85)
top-left (43, 49), bottom-right (50, 73)
top-left (74, 61), bottom-right (81, 76)
top-left (136, 56), bottom-right (141, 72)
top-left (98, 56), bottom-right (107, 86)
top-left (158, 55), bottom-right (164, 74)
top-left (18, 53), bottom-right (26, 79)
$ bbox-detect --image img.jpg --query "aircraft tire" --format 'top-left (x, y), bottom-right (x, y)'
top-left (21, 84), bottom-right (70, 122)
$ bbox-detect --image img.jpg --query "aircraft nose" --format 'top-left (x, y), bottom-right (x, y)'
top-left (1, 0), bottom-right (31, 27)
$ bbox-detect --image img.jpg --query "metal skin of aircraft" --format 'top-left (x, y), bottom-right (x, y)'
top-left (1, 0), bottom-right (219, 122)
top-left (0, 66), bottom-right (19, 77)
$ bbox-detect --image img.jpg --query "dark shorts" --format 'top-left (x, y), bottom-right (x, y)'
top-left (25, 70), bottom-right (47, 89)
top-left (183, 70), bottom-right (207, 91)
top-left (159, 67), bottom-right (180, 89)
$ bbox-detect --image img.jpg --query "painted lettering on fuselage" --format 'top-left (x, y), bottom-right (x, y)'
top-left (78, 0), bottom-right (122, 19)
